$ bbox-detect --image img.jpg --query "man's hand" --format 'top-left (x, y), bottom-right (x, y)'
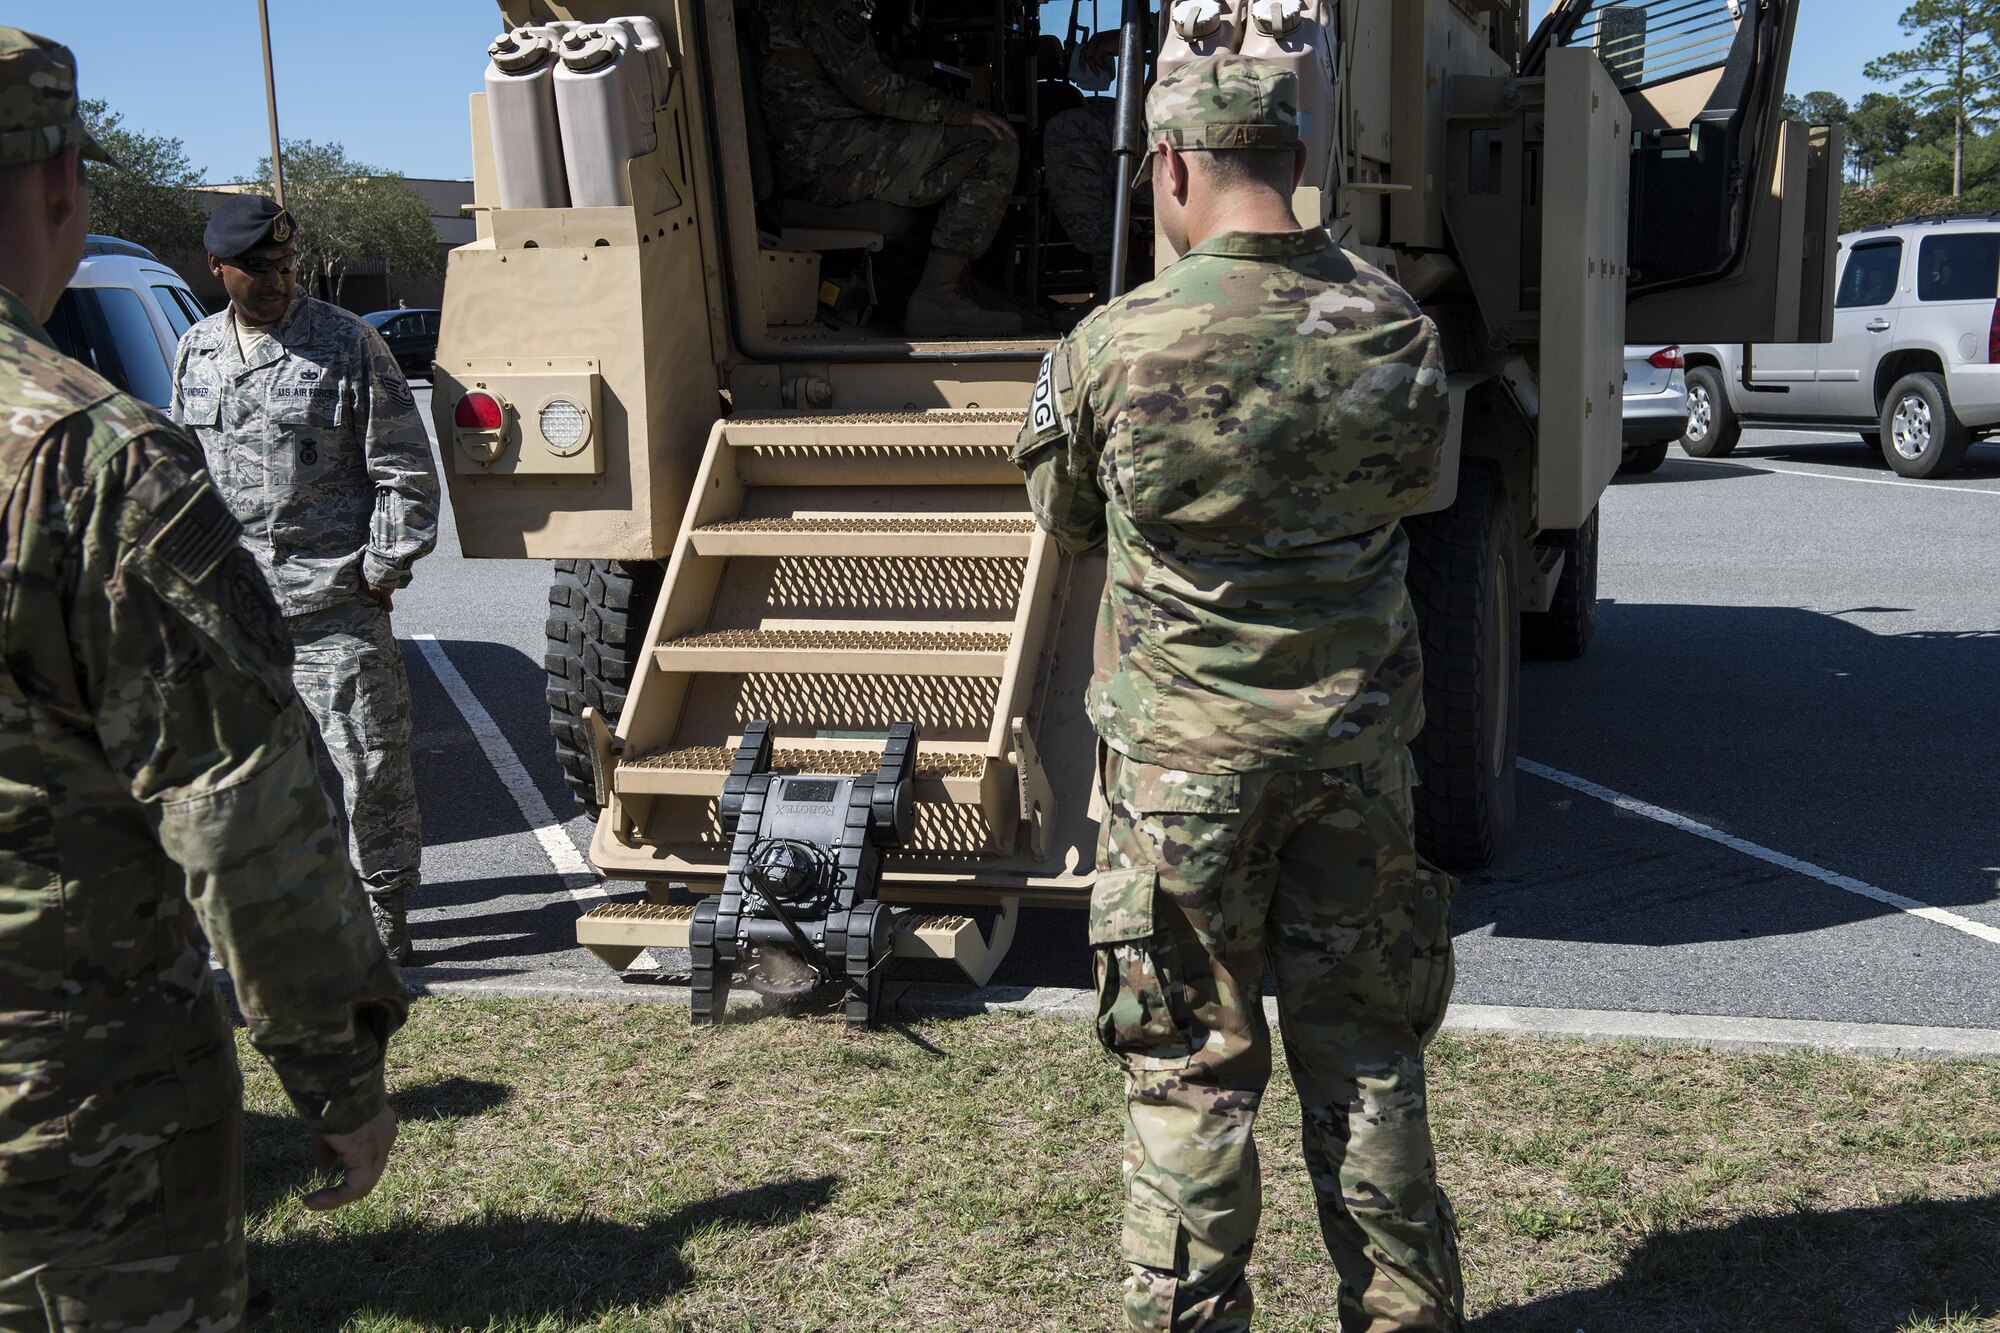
top-left (971, 109), bottom-right (1017, 142)
top-left (303, 1105), bottom-right (398, 1211)
top-left (1080, 30), bottom-right (1120, 77)
top-left (362, 581), bottom-right (395, 613)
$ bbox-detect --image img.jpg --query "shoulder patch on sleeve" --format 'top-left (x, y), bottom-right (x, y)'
top-left (148, 482), bottom-right (242, 585)
top-left (832, 5), bottom-right (868, 43)
top-left (1031, 353), bottom-right (1066, 444)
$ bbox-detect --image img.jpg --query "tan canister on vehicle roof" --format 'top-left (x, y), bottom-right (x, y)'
top-left (1240, 0), bottom-right (1337, 194)
top-left (554, 18), bottom-right (666, 208)
top-left (485, 27), bottom-right (570, 210)
top-left (1157, 0), bottom-right (1250, 80)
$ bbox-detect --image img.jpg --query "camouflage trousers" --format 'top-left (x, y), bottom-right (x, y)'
top-left (1045, 100), bottom-right (1121, 261)
top-left (288, 598), bottom-right (421, 903)
top-left (0, 1113), bottom-right (246, 1331)
top-left (791, 119), bottom-right (1019, 259)
top-left (1092, 746), bottom-right (1464, 1333)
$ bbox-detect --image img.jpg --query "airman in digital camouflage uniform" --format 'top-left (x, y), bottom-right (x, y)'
top-left (1013, 55), bottom-right (1464, 1333)
top-left (171, 194), bottom-right (441, 963)
top-left (0, 26), bottom-right (406, 1328)
top-left (755, 0), bottom-right (1024, 337)
top-left (1043, 21), bottom-right (1154, 302)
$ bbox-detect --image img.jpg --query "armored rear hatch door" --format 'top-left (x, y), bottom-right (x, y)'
top-left (1527, 0), bottom-right (1837, 346)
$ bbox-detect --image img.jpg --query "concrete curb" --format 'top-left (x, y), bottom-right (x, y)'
top-left (405, 974), bottom-right (2000, 1062)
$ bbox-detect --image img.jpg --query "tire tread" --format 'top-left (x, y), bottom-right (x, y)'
top-left (546, 559), bottom-right (664, 814)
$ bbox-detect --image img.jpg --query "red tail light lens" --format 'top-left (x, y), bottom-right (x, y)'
top-left (454, 392), bottom-right (504, 430)
top-left (1988, 303), bottom-right (2000, 364)
top-left (1648, 346), bottom-right (1684, 370)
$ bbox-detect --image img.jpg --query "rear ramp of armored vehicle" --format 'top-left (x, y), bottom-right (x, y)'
top-left (576, 409), bottom-right (1103, 979)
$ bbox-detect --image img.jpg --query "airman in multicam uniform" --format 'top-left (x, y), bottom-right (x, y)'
top-left (0, 26), bottom-right (405, 1328)
top-left (754, 0), bottom-right (1024, 337)
top-left (1013, 55), bottom-right (1465, 1333)
top-left (171, 194), bottom-right (441, 963)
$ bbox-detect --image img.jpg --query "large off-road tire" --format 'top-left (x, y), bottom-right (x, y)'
top-left (546, 559), bottom-right (664, 815)
top-left (1521, 506), bottom-right (1598, 662)
top-left (1681, 366), bottom-right (1741, 458)
top-left (1879, 372), bottom-right (1973, 478)
top-left (1405, 459), bottom-right (1521, 872)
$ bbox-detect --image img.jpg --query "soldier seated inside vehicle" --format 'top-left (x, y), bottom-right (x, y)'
top-left (740, 0), bottom-right (1147, 340)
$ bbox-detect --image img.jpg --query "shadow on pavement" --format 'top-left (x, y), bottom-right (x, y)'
top-left (1472, 1194), bottom-right (2000, 1333)
top-left (1611, 456), bottom-right (1771, 485)
top-left (410, 900), bottom-right (608, 965)
top-left (405, 637), bottom-right (582, 850)
top-left (1731, 433), bottom-right (2000, 479)
top-left (1481, 599), bottom-right (2000, 949)
top-left (246, 1173), bottom-right (839, 1331)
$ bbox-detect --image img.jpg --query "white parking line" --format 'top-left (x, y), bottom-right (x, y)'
top-left (1518, 758), bottom-right (2000, 947)
top-left (1679, 456), bottom-right (2000, 496)
top-left (410, 634), bottom-right (608, 904)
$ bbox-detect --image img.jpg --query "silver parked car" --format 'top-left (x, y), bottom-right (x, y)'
top-left (43, 235), bottom-right (207, 410)
top-left (1618, 343), bottom-right (1688, 474)
top-left (1682, 216), bottom-right (2000, 478)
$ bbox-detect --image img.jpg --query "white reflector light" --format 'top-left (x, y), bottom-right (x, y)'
top-left (538, 398), bottom-right (587, 453)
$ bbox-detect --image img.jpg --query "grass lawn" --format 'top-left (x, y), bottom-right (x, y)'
top-left (241, 997), bottom-right (2000, 1331)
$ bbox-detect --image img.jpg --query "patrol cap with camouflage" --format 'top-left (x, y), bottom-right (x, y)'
top-left (0, 26), bottom-right (116, 169)
top-left (1134, 53), bottom-right (1300, 185)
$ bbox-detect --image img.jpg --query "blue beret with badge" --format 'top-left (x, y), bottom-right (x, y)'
top-left (203, 193), bottom-right (296, 260)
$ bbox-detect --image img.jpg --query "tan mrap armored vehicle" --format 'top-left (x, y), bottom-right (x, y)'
top-left (434, 0), bottom-right (1834, 1022)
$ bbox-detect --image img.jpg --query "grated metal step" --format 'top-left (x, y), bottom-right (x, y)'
top-left (688, 515), bottom-right (1035, 558)
top-left (653, 627), bottom-right (1012, 677)
top-left (619, 742), bottom-right (991, 803)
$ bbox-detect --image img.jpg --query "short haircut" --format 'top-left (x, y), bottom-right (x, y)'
top-left (1187, 145), bottom-right (1297, 195)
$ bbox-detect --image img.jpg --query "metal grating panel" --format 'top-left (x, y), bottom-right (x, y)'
top-left (696, 516), bottom-right (1035, 535)
top-left (730, 410), bottom-right (1023, 425)
top-left (629, 745), bottom-right (989, 779)
top-left (580, 902), bottom-right (694, 922)
top-left (662, 629), bottom-right (1011, 653)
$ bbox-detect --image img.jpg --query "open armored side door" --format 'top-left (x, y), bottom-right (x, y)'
top-left (1527, 0), bottom-right (1838, 344)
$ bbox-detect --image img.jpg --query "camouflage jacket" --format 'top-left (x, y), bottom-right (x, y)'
top-left (0, 282), bottom-right (407, 1183)
top-left (757, 0), bottom-right (978, 177)
top-left (170, 294), bottom-right (439, 616)
top-left (1013, 229), bottom-right (1448, 773)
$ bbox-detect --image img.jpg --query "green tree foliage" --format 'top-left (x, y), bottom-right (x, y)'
top-left (1839, 181), bottom-right (1959, 231)
top-left (77, 98), bottom-right (207, 256)
top-left (254, 140), bottom-right (442, 305)
top-left (1781, 90), bottom-right (1852, 127)
top-left (1864, 0), bottom-right (2000, 195)
top-left (1844, 91), bottom-right (1956, 184)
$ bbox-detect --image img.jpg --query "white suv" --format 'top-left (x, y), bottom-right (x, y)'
top-left (1682, 217), bottom-right (2000, 478)
top-left (44, 236), bottom-right (207, 411)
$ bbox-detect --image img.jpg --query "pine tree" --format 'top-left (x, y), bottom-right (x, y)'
top-left (1865, 0), bottom-right (2000, 197)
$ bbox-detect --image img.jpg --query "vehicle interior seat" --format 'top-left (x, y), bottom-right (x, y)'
top-left (737, 35), bottom-right (927, 256)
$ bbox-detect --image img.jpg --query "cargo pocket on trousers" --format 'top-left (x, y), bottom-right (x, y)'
top-left (1408, 860), bottom-right (1457, 1046)
top-left (1090, 866), bottom-right (1197, 1067)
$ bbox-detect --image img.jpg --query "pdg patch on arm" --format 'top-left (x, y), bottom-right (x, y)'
top-left (1030, 353), bottom-right (1064, 444)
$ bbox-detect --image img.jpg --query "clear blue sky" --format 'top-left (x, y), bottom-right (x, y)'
top-left (10, 0), bottom-right (1913, 183)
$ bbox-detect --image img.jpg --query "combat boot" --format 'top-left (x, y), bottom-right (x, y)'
top-left (370, 891), bottom-right (415, 966)
top-left (905, 250), bottom-right (1023, 339)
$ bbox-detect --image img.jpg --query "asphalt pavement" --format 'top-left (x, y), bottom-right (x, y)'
top-left (394, 388), bottom-right (2000, 1032)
